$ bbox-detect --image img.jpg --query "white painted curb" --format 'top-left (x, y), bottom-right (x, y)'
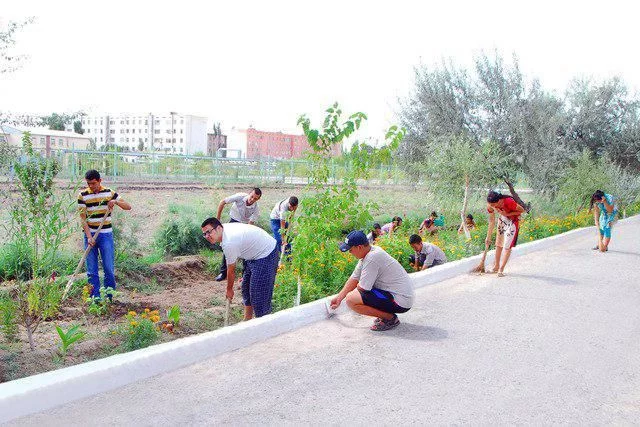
top-left (1, 215), bottom-right (636, 422)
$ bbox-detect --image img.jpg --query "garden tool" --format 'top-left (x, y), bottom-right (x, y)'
top-left (324, 298), bottom-right (337, 319)
top-left (224, 298), bottom-right (231, 326)
top-left (295, 276), bottom-right (302, 306)
top-left (62, 208), bottom-right (111, 301)
top-left (471, 242), bottom-right (490, 274)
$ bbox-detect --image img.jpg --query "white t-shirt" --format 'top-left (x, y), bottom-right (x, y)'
top-left (224, 193), bottom-right (259, 223)
top-left (270, 198), bottom-right (292, 220)
top-left (221, 223), bottom-right (276, 265)
top-left (350, 246), bottom-right (414, 308)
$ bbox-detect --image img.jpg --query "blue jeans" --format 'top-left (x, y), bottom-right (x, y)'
top-left (270, 219), bottom-right (290, 253)
top-left (84, 232), bottom-right (116, 298)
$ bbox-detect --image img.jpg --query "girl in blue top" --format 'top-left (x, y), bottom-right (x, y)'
top-left (590, 190), bottom-right (618, 252)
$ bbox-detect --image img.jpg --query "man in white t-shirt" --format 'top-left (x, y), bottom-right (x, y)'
top-left (201, 218), bottom-right (278, 319)
top-left (214, 188), bottom-right (262, 281)
top-left (269, 196), bottom-right (298, 253)
top-left (330, 230), bottom-right (415, 331)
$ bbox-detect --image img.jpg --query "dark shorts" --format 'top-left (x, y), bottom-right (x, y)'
top-left (358, 288), bottom-right (410, 314)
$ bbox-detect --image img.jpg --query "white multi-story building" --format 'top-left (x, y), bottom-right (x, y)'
top-left (71, 113), bottom-right (208, 155)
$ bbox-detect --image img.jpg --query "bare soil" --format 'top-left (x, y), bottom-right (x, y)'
top-left (0, 256), bottom-right (245, 383)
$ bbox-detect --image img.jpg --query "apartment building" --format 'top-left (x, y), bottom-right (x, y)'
top-left (226, 127), bottom-right (342, 159)
top-left (0, 125), bottom-right (92, 156)
top-left (73, 113), bottom-right (207, 155)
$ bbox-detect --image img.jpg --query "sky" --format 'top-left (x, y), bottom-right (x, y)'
top-left (2, 0), bottom-right (640, 143)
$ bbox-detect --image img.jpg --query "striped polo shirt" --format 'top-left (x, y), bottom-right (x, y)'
top-left (77, 186), bottom-right (120, 233)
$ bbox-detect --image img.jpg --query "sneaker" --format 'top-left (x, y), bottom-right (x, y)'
top-left (592, 246), bottom-right (599, 250)
top-left (215, 273), bottom-right (226, 281)
top-left (370, 315), bottom-right (400, 331)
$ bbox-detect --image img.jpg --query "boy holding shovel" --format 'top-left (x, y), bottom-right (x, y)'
top-left (78, 170), bottom-right (131, 298)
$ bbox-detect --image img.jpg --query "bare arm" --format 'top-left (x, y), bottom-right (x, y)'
top-left (108, 198), bottom-right (131, 211)
top-left (594, 205), bottom-right (600, 226)
top-left (79, 211), bottom-right (93, 243)
top-left (225, 263), bottom-right (236, 300)
top-left (216, 199), bottom-right (227, 220)
top-left (486, 210), bottom-right (495, 247)
top-left (600, 197), bottom-right (614, 213)
top-left (330, 277), bottom-right (359, 309)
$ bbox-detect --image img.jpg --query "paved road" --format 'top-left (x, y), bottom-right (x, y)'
top-left (11, 218), bottom-right (640, 425)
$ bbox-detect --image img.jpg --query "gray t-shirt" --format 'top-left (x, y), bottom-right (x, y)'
top-left (350, 246), bottom-right (414, 308)
top-left (224, 192), bottom-right (259, 223)
top-left (221, 223), bottom-right (276, 265)
top-left (417, 243), bottom-right (447, 266)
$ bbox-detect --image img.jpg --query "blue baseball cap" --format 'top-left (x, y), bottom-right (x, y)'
top-left (339, 230), bottom-right (369, 252)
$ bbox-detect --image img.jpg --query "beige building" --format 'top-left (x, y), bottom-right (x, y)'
top-left (0, 125), bottom-right (92, 155)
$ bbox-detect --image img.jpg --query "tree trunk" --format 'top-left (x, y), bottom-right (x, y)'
top-left (460, 175), bottom-right (471, 239)
top-left (504, 178), bottom-right (531, 212)
top-left (25, 317), bottom-right (36, 351)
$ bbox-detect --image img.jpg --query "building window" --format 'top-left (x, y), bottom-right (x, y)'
top-left (110, 130), bottom-right (115, 134)
top-left (100, 129), bottom-right (103, 134)
top-left (126, 129), bottom-right (130, 133)
top-left (166, 130), bottom-right (171, 134)
top-left (126, 138), bottom-right (129, 143)
top-left (100, 137), bottom-right (103, 142)
top-left (110, 120), bottom-right (115, 125)
top-left (40, 137), bottom-right (45, 143)
top-left (166, 138), bottom-right (171, 143)
top-left (154, 129), bottom-right (160, 134)
top-left (154, 120), bottom-right (159, 125)
top-left (120, 120), bottom-right (124, 124)
top-left (180, 138), bottom-right (183, 143)
top-left (145, 138), bottom-right (148, 142)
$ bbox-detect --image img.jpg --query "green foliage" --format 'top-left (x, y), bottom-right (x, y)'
top-left (0, 291), bottom-right (19, 343)
top-left (556, 150), bottom-right (612, 213)
top-left (15, 277), bottom-right (64, 350)
top-left (55, 324), bottom-right (85, 357)
top-left (86, 286), bottom-right (119, 316)
top-left (167, 305), bottom-right (180, 326)
top-left (125, 311), bottom-right (159, 351)
top-left (155, 203), bottom-right (211, 256)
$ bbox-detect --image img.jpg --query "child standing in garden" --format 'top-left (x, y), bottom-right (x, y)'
top-left (590, 190), bottom-right (618, 252)
top-left (408, 234), bottom-right (447, 270)
top-left (201, 218), bottom-right (278, 319)
top-left (214, 188), bottom-right (262, 281)
top-left (78, 170), bottom-right (132, 298)
top-left (330, 230), bottom-right (414, 331)
top-left (485, 191), bottom-right (525, 277)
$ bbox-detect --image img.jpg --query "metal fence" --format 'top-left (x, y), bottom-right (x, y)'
top-left (32, 149), bottom-right (409, 186)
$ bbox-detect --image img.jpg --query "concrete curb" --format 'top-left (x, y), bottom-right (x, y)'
top-left (1, 216), bottom-right (636, 422)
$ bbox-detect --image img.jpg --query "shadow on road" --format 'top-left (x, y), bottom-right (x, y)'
top-left (606, 250), bottom-right (640, 257)
top-left (506, 273), bottom-right (577, 286)
top-left (387, 323), bottom-right (448, 342)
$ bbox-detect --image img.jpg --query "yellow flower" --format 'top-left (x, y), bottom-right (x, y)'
top-left (144, 308), bottom-right (150, 313)
top-left (128, 311), bottom-right (137, 316)
top-left (130, 321), bottom-right (138, 327)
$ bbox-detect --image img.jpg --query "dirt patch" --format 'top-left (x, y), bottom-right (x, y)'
top-left (0, 256), bottom-right (244, 383)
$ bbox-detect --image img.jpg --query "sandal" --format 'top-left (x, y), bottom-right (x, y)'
top-left (497, 272), bottom-right (506, 277)
top-left (592, 246), bottom-right (599, 250)
top-left (370, 315), bottom-right (400, 331)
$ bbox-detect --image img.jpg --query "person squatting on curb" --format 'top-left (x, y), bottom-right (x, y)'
top-left (485, 190), bottom-right (525, 277)
top-left (214, 188), bottom-right (262, 281)
top-left (78, 169), bottom-right (131, 299)
top-left (330, 231), bottom-right (415, 331)
top-left (590, 190), bottom-right (618, 252)
top-left (201, 218), bottom-right (278, 319)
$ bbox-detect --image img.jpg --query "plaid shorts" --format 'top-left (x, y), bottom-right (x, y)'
top-left (241, 246), bottom-right (279, 317)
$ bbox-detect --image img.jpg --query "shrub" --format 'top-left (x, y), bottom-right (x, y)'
top-left (125, 310), bottom-right (159, 350)
top-left (155, 216), bottom-right (209, 256)
top-left (0, 291), bottom-right (19, 343)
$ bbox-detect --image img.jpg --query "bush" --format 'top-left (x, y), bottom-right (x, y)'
top-left (155, 204), bottom-right (211, 256)
top-left (0, 291), bottom-right (19, 343)
top-left (125, 309), bottom-right (160, 350)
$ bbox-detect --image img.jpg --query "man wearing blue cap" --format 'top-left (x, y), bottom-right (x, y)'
top-left (330, 230), bottom-right (415, 331)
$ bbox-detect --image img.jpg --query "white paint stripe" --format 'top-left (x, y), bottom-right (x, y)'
top-left (0, 215), bottom-right (637, 422)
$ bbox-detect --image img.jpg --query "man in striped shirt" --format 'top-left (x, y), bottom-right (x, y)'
top-left (78, 170), bottom-right (131, 298)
